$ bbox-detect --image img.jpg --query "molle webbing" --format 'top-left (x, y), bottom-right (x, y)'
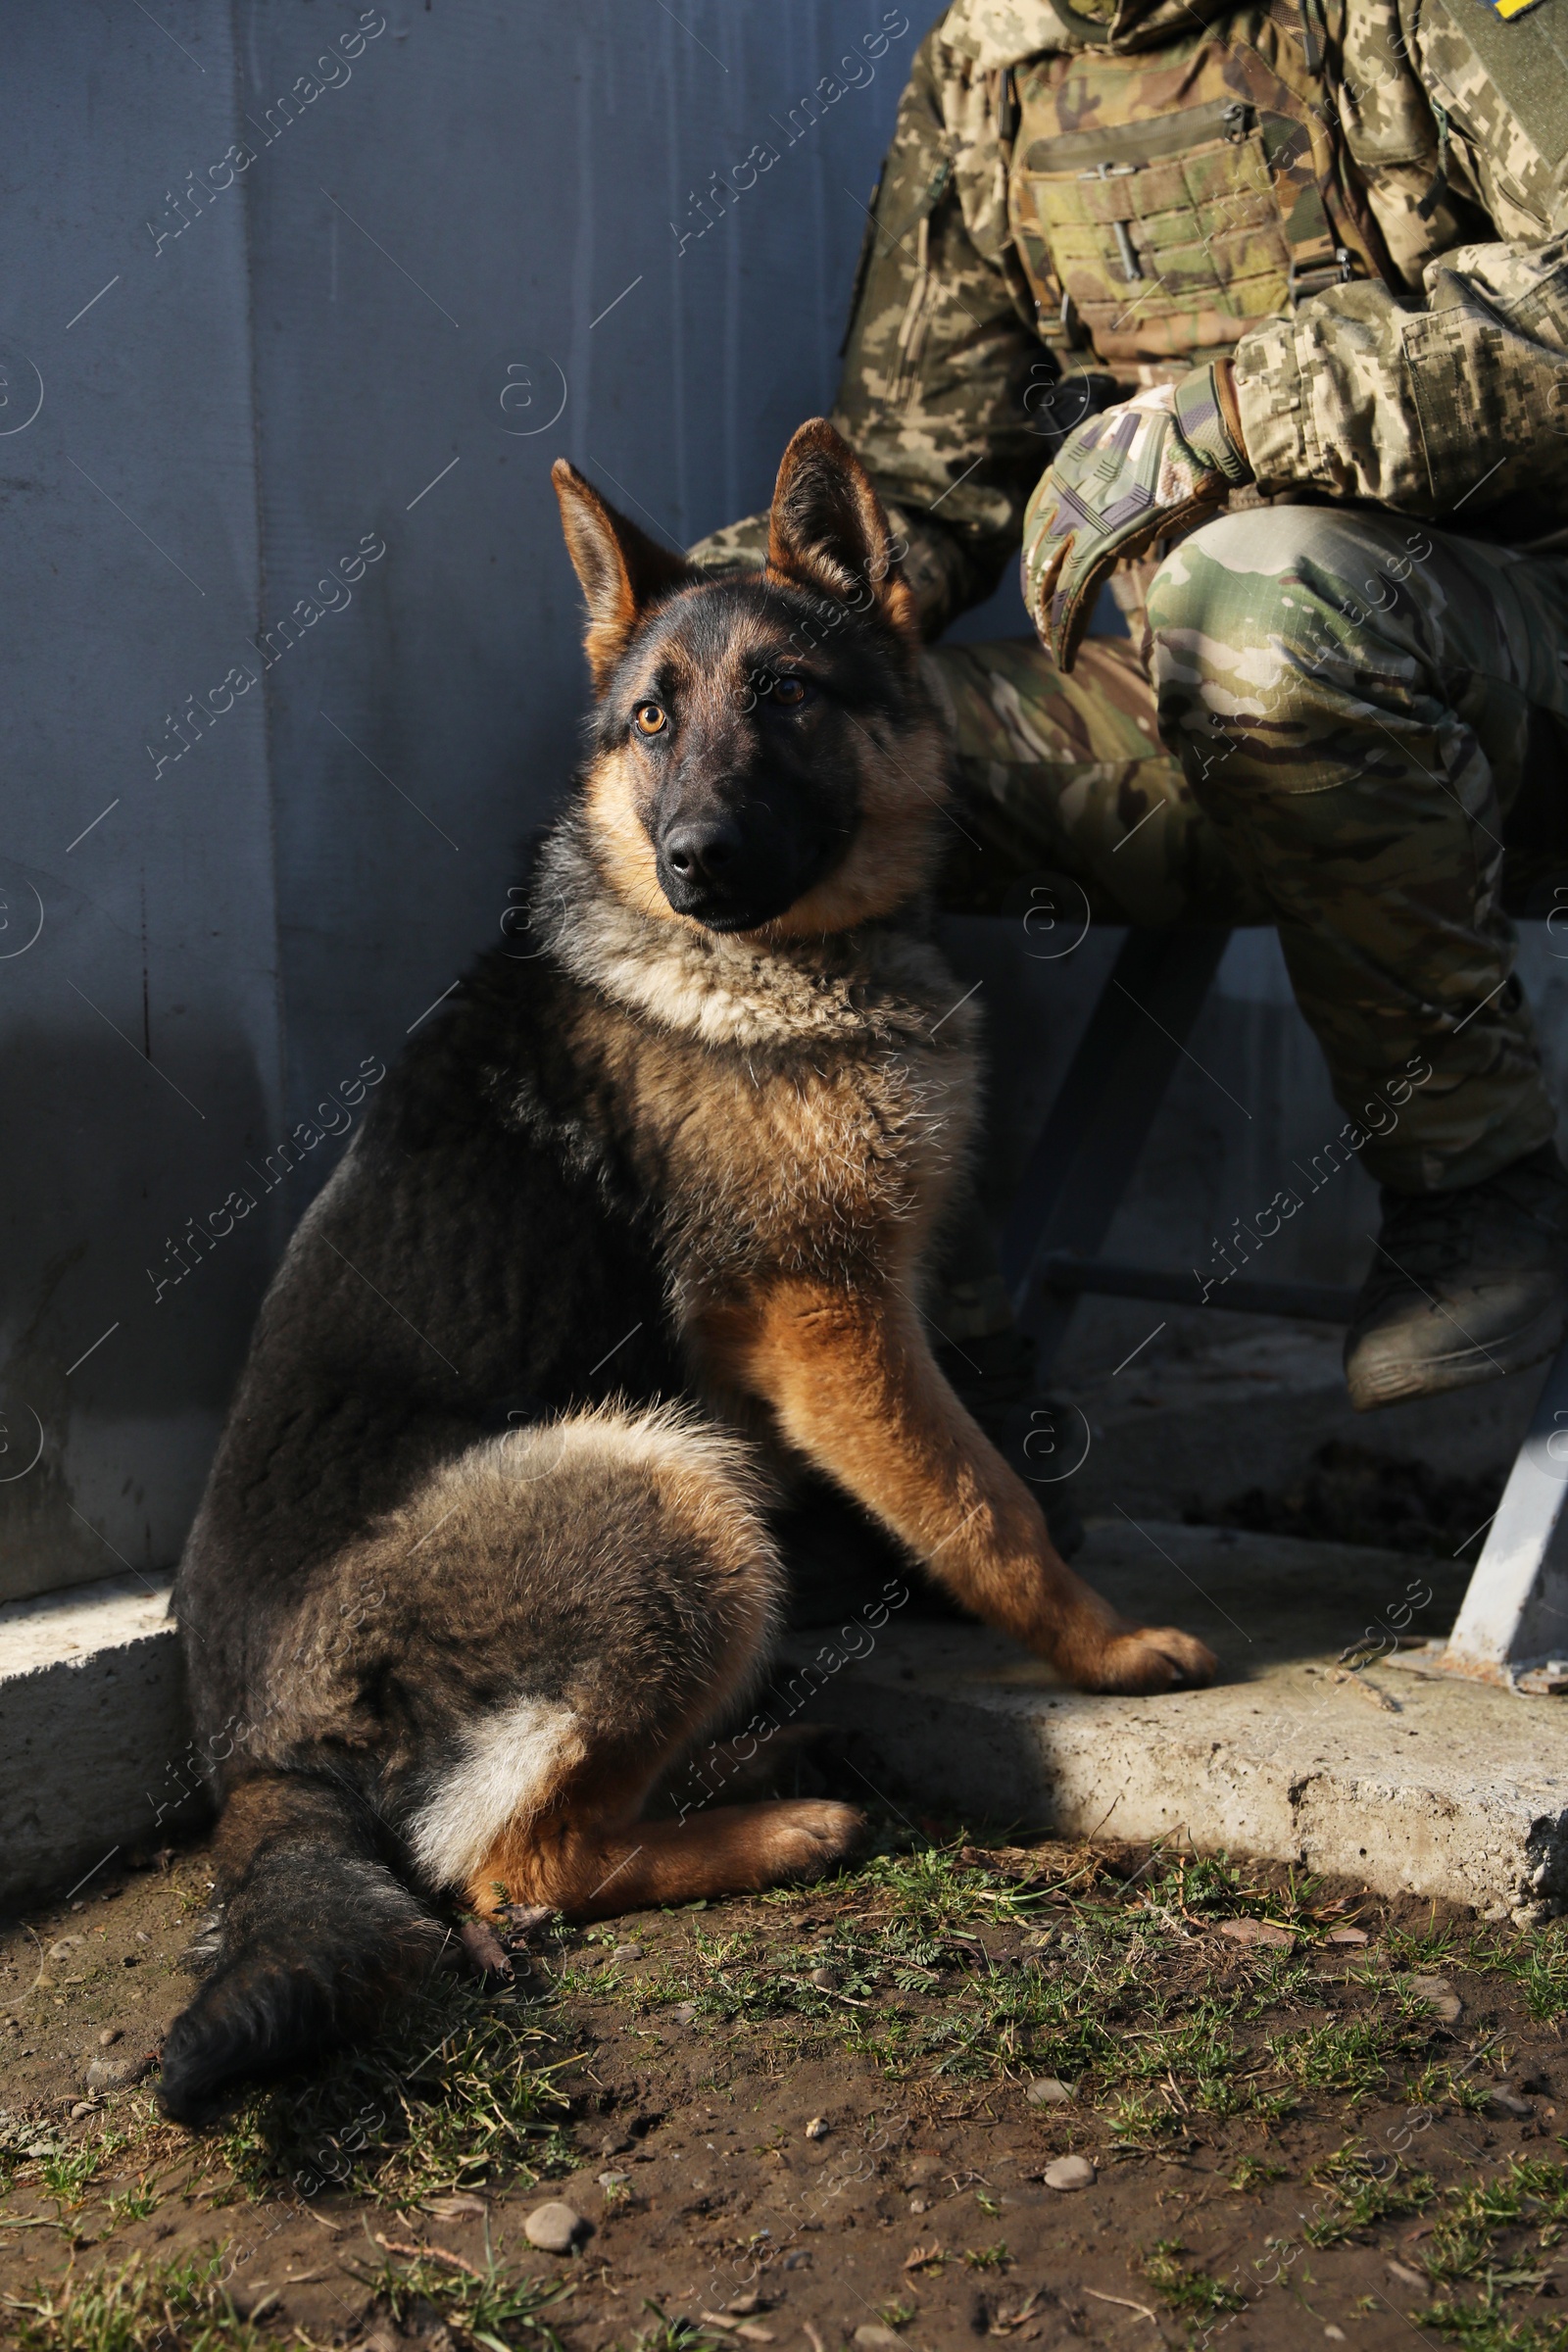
top-left (1006, 0), bottom-right (1380, 368)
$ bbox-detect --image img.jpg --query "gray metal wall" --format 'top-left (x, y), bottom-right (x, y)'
top-left (6, 1), bottom-right (1566, 1606)
top-left (1, 0), bottom-right (912, 1601)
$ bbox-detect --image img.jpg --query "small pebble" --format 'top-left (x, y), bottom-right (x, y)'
top-left (1326, 1927), bottom-right (1369, 1946)
top-left (854, 2328), bottom-right (905, 2348)
top-left (598, 2171), bottom-right (629, 2188)
top-left (668, 2002), bottom-right (698, 2027)
top-left (728, 2295), bottom-right (762, 2316)
top-left (523, 2201), bottom-right (583, 2254)
top-left (424, 2192), bottom-right (487, 2220)
top-left (809, 1966), bottom-right (842, 1991)
top-left (908, 2195), bottom-right (928, 2215)
top-left (84, 2053), bottom-right (153, 2094)
top-left (1409, 1975), bottom-right (1463, 2024)
top-left (1044, 2154), bottom-right (1096, 2192)
top-left (97, 2028), bottom-right (122, 2048)
top-left (1325, 2328), bottom-right (1347, 2342)
top-left (1025, 2077), bottom-right (1071, 2107)
top-left (70, 2101), bottom-right (96, 2121)
top-left (1487, 2085), bottom-right (1534, 2120)
top-left (805, 2115), bottom-right (830, 2140)
top-left (612, 1941), bottom-right (644, 1964)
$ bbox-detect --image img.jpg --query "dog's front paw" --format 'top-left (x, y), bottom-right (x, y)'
top-left (1061, 1622), bottom-right (1217, 1693)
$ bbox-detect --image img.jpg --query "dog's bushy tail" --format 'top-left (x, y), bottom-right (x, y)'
top-left (158, 1772), bottom-right (444, 2125)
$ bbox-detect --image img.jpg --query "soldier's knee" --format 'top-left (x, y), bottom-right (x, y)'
top-left (1146, 504), bottom-right (1417, 785)
top-left (1148, 505), bottom-right (1360, 655)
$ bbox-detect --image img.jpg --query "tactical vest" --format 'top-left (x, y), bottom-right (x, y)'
top-left (1003, 0), bottom-right (1391, 373)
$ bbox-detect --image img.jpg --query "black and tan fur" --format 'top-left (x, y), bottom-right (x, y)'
top-left (161, 422), bottom-right (1213, 2124)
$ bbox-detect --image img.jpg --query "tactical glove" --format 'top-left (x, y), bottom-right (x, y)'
top-left (1021, 361), bottom-right (1251, 672)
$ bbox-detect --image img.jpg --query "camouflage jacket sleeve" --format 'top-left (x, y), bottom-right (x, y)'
top-left (1235, 236), bottom-right (1568, 522)
top-left (689, 24), bottom-right (1048, 638)
top-left (1234, 0), bottom-right (1568, 525)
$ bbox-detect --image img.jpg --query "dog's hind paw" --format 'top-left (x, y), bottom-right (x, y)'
top-left (760, 1798), bottom-right (867, 1883)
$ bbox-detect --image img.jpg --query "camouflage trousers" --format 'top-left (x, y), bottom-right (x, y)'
top-left (929, 501), bottom-right (1568, 1203)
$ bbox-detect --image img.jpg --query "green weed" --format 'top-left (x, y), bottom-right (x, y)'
top-left (362, 2237), bottom-right (569, 2350)
top-left (101, 2178), bottom-right (162, 2232)
top-left (1143, 2238), bottom-right (1247, 2322)
top-left (1302, 2142), bottom-right (1436, 2244)
top-left (7, 2250), bottom-right (302, 2352)
top-left (1416, 2289), bottom-right (1568, 2351)
top-left (218, 1976), bottom-right (572, 2202)
top-left (35, 2150), bottom-right (102, 2213)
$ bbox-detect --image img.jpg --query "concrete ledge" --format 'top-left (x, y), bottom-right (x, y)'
top-left (0, 1571), bottom-right (188, 1913)
top-left (14, 1522), bottom-right (1568, 1927)
top-left (792, 1519), bottom-right (1568, 1923)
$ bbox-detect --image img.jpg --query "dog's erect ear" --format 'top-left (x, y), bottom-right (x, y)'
top-left (765, 418), bottom-right (917, 640)
top-left (552, 459), bottom-right (692, 692)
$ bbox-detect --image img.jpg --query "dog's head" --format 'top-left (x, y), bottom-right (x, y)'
top-left (552, 420), bottom-right (949, 939)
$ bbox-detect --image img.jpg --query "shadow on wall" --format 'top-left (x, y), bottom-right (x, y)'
top-left (2, 1), bottom-right (917, 1599)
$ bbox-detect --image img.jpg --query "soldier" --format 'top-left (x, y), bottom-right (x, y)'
top-left (691, 0), bottom-right (1568, 1417)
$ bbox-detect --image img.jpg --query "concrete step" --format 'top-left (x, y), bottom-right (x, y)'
top-left (0, 1570), bottom-right (188, 1914)
top-left (788, 1517), bottom-right (1568, 1924)
top-left (14, 1518), bottom-right (1568, 1928)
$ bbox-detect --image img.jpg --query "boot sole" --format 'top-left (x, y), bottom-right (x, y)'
top-left (1347, 1292), bottom-right (1568, 1411)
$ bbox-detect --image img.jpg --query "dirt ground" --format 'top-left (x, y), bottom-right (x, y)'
top-left (3, 1816), bottom-right (1567, 2352)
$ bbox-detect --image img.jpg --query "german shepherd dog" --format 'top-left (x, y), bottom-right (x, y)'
top-left (160, 421), bottom-right (1214, 2124)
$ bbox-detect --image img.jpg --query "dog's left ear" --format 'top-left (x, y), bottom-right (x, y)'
top-left (765, 418), bottom-right (917, 641)
top-left (553, 460), bottom-right (692, 692)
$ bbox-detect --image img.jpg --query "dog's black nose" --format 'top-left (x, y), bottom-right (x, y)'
top-left (663, 820), bottom-right (741, 884)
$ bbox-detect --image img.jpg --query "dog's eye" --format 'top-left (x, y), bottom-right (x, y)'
top-left (772, 674), bottom-right (808, 708)
top-left (633, 703), bottom-right (667, 738)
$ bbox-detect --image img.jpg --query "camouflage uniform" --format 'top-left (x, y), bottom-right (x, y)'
top-left (692, 0), bottom-right (1568, 1199)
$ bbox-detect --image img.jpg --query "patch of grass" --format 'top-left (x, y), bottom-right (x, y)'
top-left (35, 2150), bottom-right (102, 2214)
top-left (1267, 2009), bottom-right (1429, 2099)
top-left (218, 1976), bottom-right (572, 2203)
top-left (1386, 1918), bottom-right (1461, 1974)
top-left (1478, 1923), bottom-right (1568, 2026)
top-left (363, 2238), bottom-right (570, 2349)
top-left (1426, 2158), bottom-right (1568, 2287)
top-left (6, 2250), bottom-right (303, 2352)
top-left (1228, 2156), bottom-right (1290, 2194)
top-left (1160, 1854), bottom-right (1327, 1931)
top-left (876, 2299), bottom-right (917, 2328)
top-left (101, 2178), bottom-right (161, 2232)
top-left (961, 2242), bottom-right (1010, 2271)
top-left (1302, 2142), bottom-right (1436, 2244)
top-left (855, 1844), bottom-right (1051, 1937)
top-left (1416, 2290), bottom-right (1568, 2351)
top-left (1407, 2060), bottom-right (1494, 2114)
top-left (1143, 2238), bottom-right (1247, 2322)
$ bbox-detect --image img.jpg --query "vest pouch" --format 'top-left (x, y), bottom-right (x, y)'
top-left (1017, 100), bottom-right (1348, 363)
top-left (1007, 16), bottom-right (1378, 374)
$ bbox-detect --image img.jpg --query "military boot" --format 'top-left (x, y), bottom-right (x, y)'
top-left (1345, 1142), bottom-right (1568, 1410)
